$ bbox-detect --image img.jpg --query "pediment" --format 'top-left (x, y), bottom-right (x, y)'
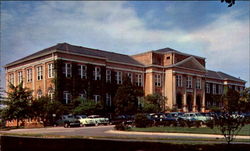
top-left (174, 56), bottom-right (205, 71)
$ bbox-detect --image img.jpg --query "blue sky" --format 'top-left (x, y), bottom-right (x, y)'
top-left (1, 1), bottom-right (249, 88)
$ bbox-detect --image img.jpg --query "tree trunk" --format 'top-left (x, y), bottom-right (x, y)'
top-left (16, 118), bottom-right (19, 128)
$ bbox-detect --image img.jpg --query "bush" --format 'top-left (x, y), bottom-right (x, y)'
top-left (135, 113), bottom-right (151, 128)
top-left (114, 123), bottom-right (130, 131)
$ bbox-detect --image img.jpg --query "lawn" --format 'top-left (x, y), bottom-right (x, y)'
top-left (128, 124), bottom-right (250, 136)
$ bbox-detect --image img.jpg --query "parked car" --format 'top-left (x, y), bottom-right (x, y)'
top-left (178, 112), bottom-right (210, 123)
top-left (165, 112), bottom-right (184, 126)
top-left (110, 115), bottom-right (134, 125)
top-left (55, 115), bottom-right (81, 128)
top-left (200, 112), bottom-right (214, 120)
top-left (75, 115), bottom-right (96, 127)
top-left (88, 115), bottom-right (109, 126)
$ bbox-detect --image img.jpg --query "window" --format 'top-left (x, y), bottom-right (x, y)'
top-left (196, 78), bottom-right (201, 89)
top-left (93, 67), bottom-right (101, 80)
top-left (166, 56), bottom-right (170, 59)
top-left (37, 89), bottom-right (42, 98)
top-left (115, 71), bottom-right (122, 84)
top-left (63, 91), bottom-right (71, 104)
top-left (37, 66), bottom-right (43, 80)
top-left (79, 90), bottom-right (87, 99)
top-left (154, 74), bottom-right (161, 87)
top-left (62, 63), bottom-right (72, 77)
top-left (135, 74), bottom-right (143, 86)
top-left (240, 87), bottom-right (243, 92)
top-left (9, 73), bottom-right (14, 85)
top-left (48, 63), bottom-right (54, 78)
top-left (93, 95), bottom-right (100, 103)
top-left (48, 89), bottom-right (54, 101)
top-left (27, 69), bottom-right (32, 82)
top-left (78, 65), bottom-right (87, 79)
top-left (186, 76), bottom-right (192, 88)
top-left (212, 84), bottom-right (216, 94)
top-left (18, 71), bottom-right (23, 84)
top-left (176, 75), bottom-right (182, 87)
top-left (106, 70), bottom-right (111, 83)
top-left (218, 85), bottom-right (223, 94)
top-left (106, 93), bottom-right (111, 107)
top-left (235, 86), bottom-right (238, 91)
top-left (127, 73), bottom-right (133, 83)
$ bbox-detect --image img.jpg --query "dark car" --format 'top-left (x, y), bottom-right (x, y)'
top-left (110, 115), bottom-right (135, 125)
top-left (55, 115), bottom-right (81, 128)
top-left (165, 112), bottom-right (184, 126)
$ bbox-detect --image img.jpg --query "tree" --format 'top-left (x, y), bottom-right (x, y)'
top-left (113, 77), bottom-right (144, 115)
top-left (239, 87), bottom-right (250, 112)
top-left (221, 0), bottom-right (235, 7)
top-left (2, 82), bottom-right (33, 127)
top-left (212, 88), bottom-right (245, 144)
top-left (143, 93), bottom-right (167, 113)
top-left (71, 97), bottom-right (104, 115)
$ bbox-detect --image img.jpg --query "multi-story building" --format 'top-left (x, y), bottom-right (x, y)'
top-left (5, 43), bottom-right (246, 113)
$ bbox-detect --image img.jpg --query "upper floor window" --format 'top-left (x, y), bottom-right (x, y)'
top-left (9, 73), bottom-right (14, 85)
top-left (186, 76), bottom-right (192, 88)
top-left (135, 74), bottom-right (143, 86)
top-left (206, 83), bottom-right (210, 93)
top-left (154, 74), bottom-right (161, 87)
top-left (18, 71), bottom-right (23, 84)
top-left (63, 91), bottom-right (71, 104)
top-left (62, 63), bottom-right (72, 78)
top-left (176, 75), bottom-right (182, 87)
top-left (212, 84), bottom-right (217, 94)
top-left (93, 95), bottom-right (101, 103)
top-left (93, 67), bottom-right (101, 80)
top-left (106, 70), bottom-right (111, 83)
top-left (78, 65), bottom-right (87, 79)
top-left (27, 69), bottom-right (32, 82)
top-left (37, 66), bottom-right (43, 80)
top-left (196, 78), bottom-right (201, 89)
top-left (115, 71), bottom-right (122, 84)
top-left (218, 85), bottom-right (223, 94)
top-left (48, 63), bottom-right (54, 78)
top-left (106, 93), bottom-right (111, 107)
top-left (127, 73), bottom-right (133, 83)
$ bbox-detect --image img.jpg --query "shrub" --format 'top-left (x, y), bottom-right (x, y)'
top-left (114, 123), bottom-right (130, 131)
top-left (135, 113), bottom-right (150, 128)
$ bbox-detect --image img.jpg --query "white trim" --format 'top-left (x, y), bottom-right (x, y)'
top-left (145, 64), bottom-right (164, 68)
top-left (206, 80), bottom-right (223, 85)
top-left (106, 66), bottom-right (144, 73)
top-left (173, 56), bottom-right (206, 71)
top-left (107, 60), bottom-right (144, 68)
top-left (223, 81), bottom-right (245, 87)
top-left (145, 69), bottom-right (164, 74)
top-left (6, 57), bottom-right (54, 72)
top-left (57, 57), bottom-right (105, 66)
top-left (173, 71), bottom-right (205, 77)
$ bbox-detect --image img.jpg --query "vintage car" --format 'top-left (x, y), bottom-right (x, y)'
top-left (75, 115), bottom-right (96, 127)
top-left (178, 112), bottom-right (210, 123)
top-left (55, 115), bottom-right (81, 128)
top-left (88, 115), bottom-right (109, 126)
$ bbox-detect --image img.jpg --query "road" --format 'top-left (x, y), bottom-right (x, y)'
top-left (1, 125), bottom-right (250, 144)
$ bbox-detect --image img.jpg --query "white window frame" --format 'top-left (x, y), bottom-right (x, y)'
top-left (18, 71), bottom-right (23, 84)
top-left (37, 66), bottom-right (43, 80)
top-left (63, 63), bottom-right (72, 78)
top-left (136, 74), bottom-right (143, 86)
top-left (106, 70), bottom-right (111, 83)
top-left (176, 75), bottom-right (182, 87)
top-left (48, 63), bottom-right (54, 78)
top-left (9, 73), bottom-right (14, 85)
top-left (27, 69), bottom-right (32, 82)
top-left (48, 89), bottom-right (54, 101)
top-left (93, 67), bottom-right (101, 80)
top-left (154, 74), bottom-right (161, 87)
top-left (78, 65), bottom-right (87, 79)
top-left (218, 85), bottom-right (223, 94)
top-left (196, 78), bottom-right (201, 89)
top-left (212, 84), bottom-right (216, 94)
top-left (106, 93), bottom-right (111, 107)
top-left (186, 76), bottom-right (192, 88)
top-left (206, 83), bottom-right (210, 93)
top-left (63, 91), bottom-right (71, 104)
top-left (127, 73), bottom-right (133, 83)
top-left (93, 95), bottom-right (101, 103)
top-left (115, 71), bottom-right (122, 84)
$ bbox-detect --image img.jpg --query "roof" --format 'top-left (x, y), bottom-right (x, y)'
top-left (206, 70), bottom-right (245, 83)
top-left (5, 43), bottom-right (144, 67)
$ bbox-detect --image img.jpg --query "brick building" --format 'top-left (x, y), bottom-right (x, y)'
top-left (5, 43), bottom-right (246, 114)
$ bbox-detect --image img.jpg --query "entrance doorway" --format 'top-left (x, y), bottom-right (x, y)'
top-left (176, 93), bottom-right (183, 109)
top-left (196, 95), bottom-right (201, 112)
top-left (187, 95), bottom-right (193, 112)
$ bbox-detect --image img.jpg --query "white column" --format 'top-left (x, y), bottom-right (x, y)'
top-left (202, 89), bottom-right (205, 112)
top-left (172, 74), bottom-right (176, 108)
top-left (43, 63), bottom-right (46, 94)
top-left (193, 88), bottom-right (196, 112)
top-left (183, 89), bottom-right (187, 112)
top-left (32, 66), bottom-right (35, 96)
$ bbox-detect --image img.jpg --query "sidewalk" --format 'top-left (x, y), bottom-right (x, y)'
top-left (106, 130), bottom-right (250, 140)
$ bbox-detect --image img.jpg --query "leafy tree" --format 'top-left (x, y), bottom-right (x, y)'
top-left (113, 77), bottom-right (144, 115)
top-left (239, 87), bottom-right (250, 112)
top-left (143, 93), bottom-right (167, 113)
top-left (72, 97), bottom-right (104, 115)
top-left (221, 0), bottom-right (235, 7)
top-left (2, 82), bottom-right (33, 127)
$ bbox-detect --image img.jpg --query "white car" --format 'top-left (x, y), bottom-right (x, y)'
top-left (88, 115), bottom-right (109, 126)
top-left (76, 115), bottom-right (96, 127)
top-left (179, 113), bottom-right (210, 123)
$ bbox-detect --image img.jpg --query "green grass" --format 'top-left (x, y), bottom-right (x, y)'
top-left (128, 124), bottom-right (250, 136)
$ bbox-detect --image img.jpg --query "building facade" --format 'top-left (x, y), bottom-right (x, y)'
top-left (5, 43), bottom-right (246, 113)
